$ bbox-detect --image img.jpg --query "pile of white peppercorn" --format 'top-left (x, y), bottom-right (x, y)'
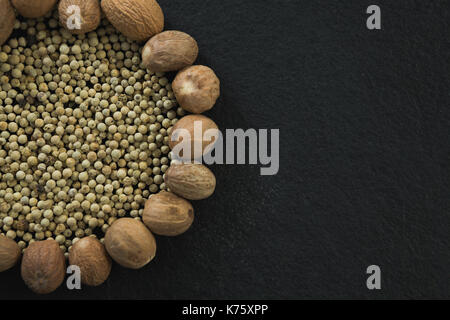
top-left (0, 11), bottom-right (184, 256)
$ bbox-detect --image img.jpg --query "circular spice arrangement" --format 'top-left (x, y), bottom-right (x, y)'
top-left (0, 0), bottom-right (219, 293)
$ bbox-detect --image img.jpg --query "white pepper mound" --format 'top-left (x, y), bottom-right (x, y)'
top-left (0, 10), bottom-right (184, 257)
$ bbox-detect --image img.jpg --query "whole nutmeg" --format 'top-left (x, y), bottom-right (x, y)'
top-left (172, 65), bottom-right (220, 114)
top-left (165, 164), bottom-right (216, 200)
top-left (104, 218), bottom-right (157, 269)
top-left (169, 114), bottom-right (219, 160)
top-left (101, 0), bottom-right (164, 42)
top-left (143, 191), bottom-right (194, 236)
top-left (21, 239), bottom-right (66, 294)
top-left (69, 237), bottom-right (112, 286)
top-left (142, 30), bottom-right (198, 72)
top-left (0, 235), bottom-right (21, 272)
top-left (59, 0), bottom-right (101, 35)
top-left (11, 0), bottom-right (58, 18)
top-left (0, 0), bottom-right (16, 46)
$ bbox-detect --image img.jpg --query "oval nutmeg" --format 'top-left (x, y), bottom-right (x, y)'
top-left (59, 0), bottom-right (101, 35)
top-left (101, 0), bottom-right (164, 42)
top-left (142, 30), bottom-right (198, 72)
top-left (165, 164), bottom-right (216, 200)
top-left (0, 0), bottom-right (16, 46)
top-left (11, 0), bottom-right (58, 18)
top-left (21, 239), bottom-right (66, 294)
top-left (104, 218), bottom-right (157, 269)
top-left (0, 235), bottom-right (21, 272)
top-left (143, 191), bottom-right (194, 236)
top-left (172, 65), bottom-right (220, 114)
top-left (169, 114), bottom-right (219, 161)
top-left (69, 237), bottom-right (112, 286)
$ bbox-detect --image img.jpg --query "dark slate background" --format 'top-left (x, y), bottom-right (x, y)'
top-left (2, 0), bottom-right (450, 299)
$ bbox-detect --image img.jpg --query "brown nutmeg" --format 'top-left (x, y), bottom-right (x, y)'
top-left (0, 235), bottom-right (21, 272)
top-left (101, 0), bottom-right (164, 42)
top-left (21, 239), bottom-right (66, 294)
top-left (142, 30), bottom-right (198, 72)
top-left (143, 191), bottom-right (194, 236)
top-left (59, 0), bottom-right (101, 35)
top-left (104, 218), bottom-right (157, 269)
top-left (11, 0), bottom-right (58, 18)
top-left (165, 164), bottom-right (216, 200)
top-left (69, 237), bottom-right (112, 286)
top-left (0, 0), bottom-right (16, 46)
top-left (169, 114), bottom-right (219, 160)
top-left (172, 65), bottom-right (220, 114)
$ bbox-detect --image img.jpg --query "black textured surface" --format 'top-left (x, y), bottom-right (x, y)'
top-left (2, 0), bottom-right (450, 299)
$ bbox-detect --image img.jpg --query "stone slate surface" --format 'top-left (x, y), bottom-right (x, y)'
top-left (1, 0), bottom-right (450, 299)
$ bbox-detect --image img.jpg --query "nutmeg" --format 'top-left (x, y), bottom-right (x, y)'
top-left (104, 218), bottom-right (157, 269)
top-left (69, 237), bottom-right (112, 286)
top-left (172, 65), bottom-right (220, 114)
top-left (165, 164), bottom-right (216, 200)
top-left (142, 31), bottom-right (198, 72)
top-left (143, 191), bottom-right (194, 236)
top-left (11, 0), bottom-right (58, 18)
top-left (169, 114), bottom-right (219, 161)
top-left (101, 0), bottom-right (164, 42)
top-left (0, 0), bottom-right (16, 46)
top-left (0, 235), bottom-right (21, 272)
top-left (21, 239), bottom-right (66, 294)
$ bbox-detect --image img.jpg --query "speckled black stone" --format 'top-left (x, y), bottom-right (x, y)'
top-left (1, 0), bottom-right (450, 299)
